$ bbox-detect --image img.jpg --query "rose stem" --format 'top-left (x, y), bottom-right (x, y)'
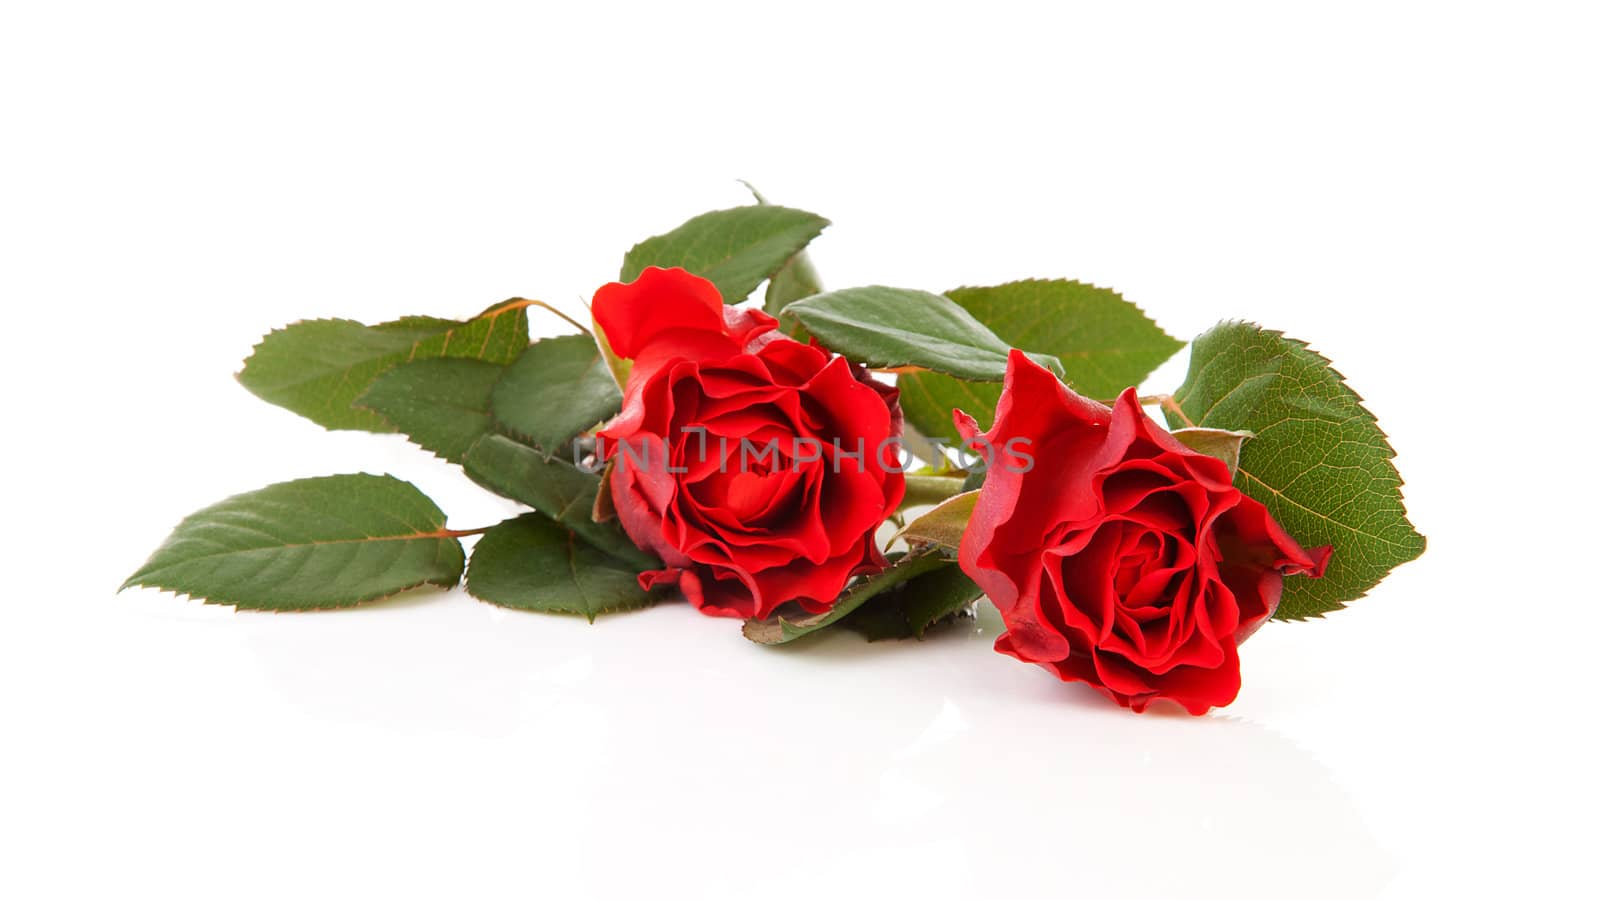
top-left (899, 473), bottom-right (969, 510)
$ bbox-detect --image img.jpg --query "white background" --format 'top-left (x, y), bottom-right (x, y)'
top-left (3, 2), bottom-right (1595, 897)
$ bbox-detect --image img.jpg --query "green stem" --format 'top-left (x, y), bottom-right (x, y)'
top-left (899, 474), bottom-right (968, 510)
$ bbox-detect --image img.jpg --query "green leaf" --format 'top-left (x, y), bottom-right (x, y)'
top-left (356, 358), bottom-right (502, 464)
top-left (741, 181), bottom-right (825, 315)
top-left (842, 565), bottom-right (985, 641)
top-left (898, 377), bottom-right (1003, 448)
top-left (592, 312), bottom-right (632, 392)
top-left (238, 299), bottom-right (530, 432)
top-left (899, 490), bottom-right (979, 553)
top-left (741, 553), bottom-right (950, 644)
top-left (121, 474), bottom-right (464, 610)
top-left (492, 334), bottom-right (622, 450)
top-left (621, 205), bottom-right (829, 304)
top-left (900, 279), bottom-right (1182, 442)
top-left (465, 514), bottom-right (655, 621)
top-left (780, 287), bottom-right (1064, 381)
top-left (954, 279), bottom-right (1183, 394)
top-left (1166, 322), bottom-right (1425, 619)
top-left (460, 433), bottom-right (656, 570)
top-left (1170, 426), bottom-right (1252, 475)
top-left (764, 250), bottom-right (823, 314)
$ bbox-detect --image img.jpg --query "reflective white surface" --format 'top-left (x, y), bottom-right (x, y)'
top-left (19, 587), bottom-right (1400, 899)
top-left (6, 498), bottom-right (1582, 897)
top-left (3, 2), bottom-right (1595, 897)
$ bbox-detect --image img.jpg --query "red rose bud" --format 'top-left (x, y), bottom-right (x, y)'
top-left (957, 350), bottom-right (1330, 714)
top-left (595, 267), bottom-right (907, 620)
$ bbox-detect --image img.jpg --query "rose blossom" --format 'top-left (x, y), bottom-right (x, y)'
top-left (957, 350), bottom-right (1330, 713)
top-left (595, 267), bottom-right (905, 619)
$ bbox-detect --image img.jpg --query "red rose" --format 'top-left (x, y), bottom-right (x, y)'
top-left (957, 351), bottom-right (1330, 714)
top-left (595, 267), bottom-right (906, 620)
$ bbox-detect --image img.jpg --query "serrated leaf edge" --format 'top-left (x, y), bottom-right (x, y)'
top-left (1173, 319), bottom-right (1425, 620)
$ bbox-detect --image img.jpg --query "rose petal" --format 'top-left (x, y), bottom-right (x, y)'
top-left (593, 267), bottom-right (727, 360)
